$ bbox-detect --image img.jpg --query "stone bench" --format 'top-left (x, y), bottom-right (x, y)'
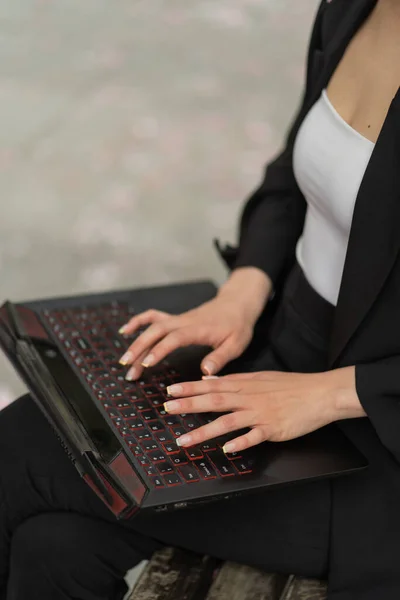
top-left (128, 547), bottom-right (328, 600)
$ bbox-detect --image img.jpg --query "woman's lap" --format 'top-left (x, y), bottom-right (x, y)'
top-left (0, 393), bottom-right (331, 597)
top-left (0, 266), bottom-right (339, 596)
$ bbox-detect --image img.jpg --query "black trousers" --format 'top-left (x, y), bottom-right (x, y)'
top-left (0, 262), bottom-right (336, 600)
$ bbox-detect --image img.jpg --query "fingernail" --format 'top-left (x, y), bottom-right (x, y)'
top-left (166, 384), bottom-right (183, 396)
top-left (141, 354), bottom-right (154, 368)
top-left (176, 435), bottom-right (192, 447)
top-left (202, 360), bottom-right (216, 376)
top-left (202, 375), bottom-right (219, 380)
top-left (125, 366), bottom-right (136, 381)
top-left (118, 325), bottom-right (128, 335)
top-left (164, 400), bottom-right (181, 412)
top-left (119, 351), bottom-right (133, 366)
top-left (222, 442), bottom-right (235, 454)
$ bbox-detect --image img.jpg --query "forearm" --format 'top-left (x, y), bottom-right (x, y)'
top-left (326, 366), bottom-right (367, 421)
top-left (217, 266), bottom-right (273, 323)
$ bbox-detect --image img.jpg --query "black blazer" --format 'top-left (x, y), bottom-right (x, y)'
top-left (216, 1), bottom-right (400, 598)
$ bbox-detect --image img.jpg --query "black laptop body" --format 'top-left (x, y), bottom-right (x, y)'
top-left (0, 280), bottom-right (368, 519)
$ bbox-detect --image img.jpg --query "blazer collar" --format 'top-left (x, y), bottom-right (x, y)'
top-left (302, 0), bottom-right (400, 367)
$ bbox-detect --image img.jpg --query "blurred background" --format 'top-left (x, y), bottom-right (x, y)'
top-left (0, 0), bottom-right (319, 405)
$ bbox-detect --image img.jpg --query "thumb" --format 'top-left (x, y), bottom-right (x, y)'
top-left (201, 338), bottom-right (242, 376)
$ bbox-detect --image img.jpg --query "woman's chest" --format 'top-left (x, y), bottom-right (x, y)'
top-left (293, 92), bottom-right (374, 234)
top-left (326, 14), bottom-right (400, 144)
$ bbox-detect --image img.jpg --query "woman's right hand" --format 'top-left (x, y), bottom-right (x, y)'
top-left (118, 267), bottom-right (273, 381)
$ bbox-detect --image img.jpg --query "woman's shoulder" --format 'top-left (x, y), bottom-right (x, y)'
top-left (315, 0), bottom-right (373, 50)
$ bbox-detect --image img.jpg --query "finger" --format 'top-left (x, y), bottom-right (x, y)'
top-left (124, 351), bottom-right (149, 381)
top-left (222, 427), bottom-right (266, 454)
top-left (176, 411), bottom-right (255, 448)
top-left (119, 319), bottom-right (177, 366)
top-left (166, 378), bottom-right (242, 399)
top-left (222, 370), bottom-right (285, 381)
top-left (164, 392), bottom-right (243, 415)
top-left (140, 327), bottom-right (204, 370)
top-left (201, 336), bottom-right (244, 376)
top-left (119, 309), bottom-right (170, 335)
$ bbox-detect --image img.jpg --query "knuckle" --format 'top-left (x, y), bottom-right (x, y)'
top-left (211, 393), bottom-right (225, 409)
top-left (220, 413), bottom-right (237, 431)
top-left (168, 330), bottom-right (185, 346)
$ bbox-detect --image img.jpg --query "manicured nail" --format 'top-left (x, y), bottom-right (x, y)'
top-left (118, 325), bottom-right (128, 335)
top-left (176, 435), bottom-right (192, 447)
top-left (119, 351), bottom-right (133, 366)
top-left (202, 360), bottom-right (216, 376)
top-left (164, 400), bottom-right (181, 412)
top-left (202, 375), bottom-right (219, 380)
top-left (222, 442), bottom-right (235, 454)
top-left (141, 354), bottom-right (154, 368)
top-left (125, 366), bottom-right (136, 381)
top-left (166, 384), bottom-right (183, 396)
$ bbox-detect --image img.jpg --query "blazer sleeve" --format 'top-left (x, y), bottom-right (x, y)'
top-left (215, 2), bottom-right (325, 290)
top-left (355, 357), bottom-right (400, 464)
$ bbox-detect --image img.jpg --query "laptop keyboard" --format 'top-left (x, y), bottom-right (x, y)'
top-left (42, 301), bottom-right (254, 488)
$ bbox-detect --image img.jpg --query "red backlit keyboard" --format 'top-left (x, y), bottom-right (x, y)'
top-left (42, 301), bottom-right (254, 488)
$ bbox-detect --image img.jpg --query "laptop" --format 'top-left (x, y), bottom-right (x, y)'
top-left (0, 280), bottom-right (367, 520)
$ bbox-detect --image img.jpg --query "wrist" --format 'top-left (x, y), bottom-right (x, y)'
top-left (327, 366), bottom-right (367, 420)
top-left (218, 267), bottom-right (273, 322)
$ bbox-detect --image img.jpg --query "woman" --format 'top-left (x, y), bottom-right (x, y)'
top-left (1, 0), bottom-right (400, 598)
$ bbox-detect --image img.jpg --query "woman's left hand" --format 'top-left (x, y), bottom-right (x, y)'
top-left (164, 367), bottom-right (365, 453)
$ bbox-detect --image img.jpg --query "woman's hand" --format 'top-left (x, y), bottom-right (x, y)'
top-left (118, 267), bottom-right (272, 381)
top-left (163, 366), bottom-right (365, 453)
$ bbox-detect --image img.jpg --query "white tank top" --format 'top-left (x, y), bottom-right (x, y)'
top-left (292, 89), bottom-right (375, 306)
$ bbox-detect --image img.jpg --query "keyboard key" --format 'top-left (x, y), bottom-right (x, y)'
top-left (141, 438), bottom-right (159, 452)
top-left (157, 461), bottom-right (174, 474)
top-left (186, 447), bottom-right (203, 460)
top-left (141, 409), bottom-right (158, 422)
top-left (108, 391), bottom-right (125, 400)
top-left (145, 465), bottom-right (157, 476)
top-left (87, 361), bottom-right (103, 370)
top-left (149, 421), bottom-right (165, 432)
top-left (120, 407), bottom-right (138, 419)
top-left (142, 386), bottom-right (159, 396)
top-left (114, 400), bottom-right (131, 409)
top-left (152, 476), bottom-right (164, 488)
top-left (101, 380), bottom-right (118, 390)
top-left (170, 451), bottom-right (188, 465)
top-left (136, 430), bottom-right (151, 440)
top-left (135, 399), bottom-right (151, 411)
top-left (76, 337), bottom-right (90, 351)
top-left (163, 473), bottom-right (182, 486)
top-left (137, 455), bottom-right (150, 466)
top-left (129, 419), bottom-right (144, 430)
top-left (193, 458), bottom-right (217, 480)
top-left (155, 431), bottom-right (173, 443)
top-left (170, 425), bottom-right (187, 438)
top-left (130, 445), bottom-right (142, 457)
top-left (148, 450), bottom-right (167, 463)
top-left (124, 435), bottom-right (138, 447)
top-left (165, 415), bottom-right (180, 427)
top-left (149, 395), bottom-right (165, 407)
top-left (183, 416), bottom-right (199, 430)
top-left (106, 408), bottom-right (120, 419)
top-left (201, 441), bottom-right (217, 452)
top-left (207, 451), bottom-right (236, 477)
top-left (225, 451), bottom-right (242, 460)
top-left (162, 441), bottom-right (180, 454)
top-left (179, 464), bottom-right (200, 483)
top-left (233, 459), bottom-right (254, 475)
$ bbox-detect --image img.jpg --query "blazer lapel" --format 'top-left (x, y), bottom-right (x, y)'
top-left (328, 94), bottom-right (400, 367)
top-left (293, 0), bottom-right (400, 367)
